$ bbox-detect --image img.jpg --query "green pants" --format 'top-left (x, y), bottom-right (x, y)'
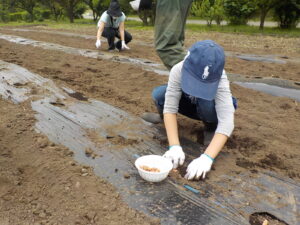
top-left (154, 0), bottom-right (193, 70)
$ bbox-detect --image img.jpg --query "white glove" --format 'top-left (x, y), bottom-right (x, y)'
top-left (184, 154), bottom-right (214, 180)
top-left (121, 40), bottom-right (130, 50)
top-left (163, 145), bottom-right (185, 169)
top-left (95, 39), bottom-right (101, 48)
top-left (130, 0), bottom-right (141, 11)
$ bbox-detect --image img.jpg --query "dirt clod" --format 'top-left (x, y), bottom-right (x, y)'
top-left (123, 173), bottom-right (130, 179)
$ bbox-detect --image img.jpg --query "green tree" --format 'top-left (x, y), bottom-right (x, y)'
top-left (83, 0), bottom-right (106, 21)
top-left (55, 0), bottom-right (83, 23)
top-left (135, 0), bottom-right (156, 26)
top-left (200, 0), bottom-right (214, 26)
top-left (223, 0), bottom-right (256, 25)
top-left (15, 0), bottom-right (38, 22)
top-left (212, 0), bottom-right (225, 25)
top-left (190, 0), bottom-right (202, 17)
top-left (254, 0), bottom-right (279, 30)
top-left (40, 0), bottom-right (63, 21)
top-left (273, 0), bottom-right (300, 28)
top-left (0, 0), bottom-right (9, 22)
top-left (191, 0), bottom-right (225, 26)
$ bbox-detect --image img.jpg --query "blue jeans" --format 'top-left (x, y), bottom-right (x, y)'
top-left (152, 85), bottom-right (237, 129)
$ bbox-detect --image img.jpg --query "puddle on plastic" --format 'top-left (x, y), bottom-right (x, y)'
top-left (235, 82), bottom-right (300, 102)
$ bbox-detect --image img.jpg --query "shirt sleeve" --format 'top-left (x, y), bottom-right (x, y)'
top-left (98, 11), bottom-right (108, 26)
top-left (214, 71), bottom-right (235, 137)
top-left (163, 61), bottom-right (184, 114)
top-left (120, 12), bottom-right (126, 22)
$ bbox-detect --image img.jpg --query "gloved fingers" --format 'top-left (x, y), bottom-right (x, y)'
top-left (179, 156), bottom-right (184, 166)
top-left (186, 168), bottom-right (197, 180)
top-left (122, 44), bottom-right (130, 50)
top-left (202, 171), bottom-right (206, 179)
top-left (195, 169), bottom-right (204, 180)
top-left (187, 159), bottom-right (196, 170)
top-left (173, 157), bottom-right (179, 169)
top-left (184, 171), bottom-right (190, 180)
top-left (95, 40), bottom-right (101, 48)
top-left (163, 155), bottom-right (175, 167)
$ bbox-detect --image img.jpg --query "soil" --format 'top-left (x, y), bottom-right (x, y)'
top-left (0, 99), bottom-right (160, 225)
top-left (0, 26), bottom-right (299, 81)
top-left (0, 25), bottom-right (299, 224)
top-left (249, 212), bottom-right (288, 225)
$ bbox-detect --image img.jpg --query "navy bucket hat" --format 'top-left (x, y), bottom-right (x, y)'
top-left (107, 0), bottom-right (122, 17)
top-left (181, 40), bottom-right (225, 100)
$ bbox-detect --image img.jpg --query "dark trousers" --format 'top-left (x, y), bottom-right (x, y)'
top-left (102, 27), bottom-right (132, 50)
top-left (152, 84), bottom-right (238, 131)
top-left (155, 0), bottom-right (194, 69)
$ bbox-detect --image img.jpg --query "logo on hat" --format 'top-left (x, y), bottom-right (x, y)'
top-left (202, 65), bottom-right (210, 80)
top-left (181, 40), bottom-right (225, 100)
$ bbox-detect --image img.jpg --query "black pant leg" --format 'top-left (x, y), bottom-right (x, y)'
top-left (115, 30), bottom-right (132, 50)
top-left (102, 27), bottom-right (117, 50)
top-left (124, 30), bottom-right (132, 44)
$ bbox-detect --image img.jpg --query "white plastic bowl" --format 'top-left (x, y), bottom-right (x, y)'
top-left (135, 155), bottom-right (173, 182)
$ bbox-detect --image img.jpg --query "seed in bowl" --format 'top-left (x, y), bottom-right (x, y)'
top-left (140, 165), bottom-right (160, 173)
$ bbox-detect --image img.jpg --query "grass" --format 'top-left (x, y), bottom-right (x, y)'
top-left (186, 23), bottom-right (300, 37)
top-left (0, 19), bottom-right (96, 28)
top-left (125, 20), bottom-right (300, 37)
top-left (0, 18), bottom-right (299, 37)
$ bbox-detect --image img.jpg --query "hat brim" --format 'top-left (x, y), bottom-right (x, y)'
top-left (181, 66), bottom-right (220, 101)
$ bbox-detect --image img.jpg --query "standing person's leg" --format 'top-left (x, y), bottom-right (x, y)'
top-left (102, 27), bottom-right (117, 50)
top-left (155, 0), bottom-right (193, 70)
top-left (115, 30), bottom-right (133, 50)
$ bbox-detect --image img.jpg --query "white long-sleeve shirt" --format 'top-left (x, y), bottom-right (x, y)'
top-left (164, 61), bottom-right (235, 137)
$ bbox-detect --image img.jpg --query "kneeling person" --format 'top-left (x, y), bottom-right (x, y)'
top-left (95, 0), bottom-right (132, 51)
top-left (147, 40), bottom-right (237, 180)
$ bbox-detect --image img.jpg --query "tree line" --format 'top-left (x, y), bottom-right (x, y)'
top-left (0, 0), bottom-right (132, 23)
top-left (189, 0), bottom-right (300, 29)
top-left (0, 0), bottom-right (299, 29)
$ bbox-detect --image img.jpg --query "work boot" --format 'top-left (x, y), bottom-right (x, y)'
top-left (141, 112), bottom-right (163, 124)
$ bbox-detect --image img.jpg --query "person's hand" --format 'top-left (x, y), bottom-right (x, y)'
top-left (121, 41), bottom-right (130, 50)
top-left (130, 0), bottom-right (140, 11)
top-left (95, 39), bottom-right (101, 48)
top-left (184, 154), bottom-right (214, 180)
top-left (163, 145), bottom-right (185, 169)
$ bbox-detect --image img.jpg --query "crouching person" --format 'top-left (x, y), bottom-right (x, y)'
top-left (95, 0), bottom-right (132, 51)
top-left (143, 40), bottom-right (237, 180)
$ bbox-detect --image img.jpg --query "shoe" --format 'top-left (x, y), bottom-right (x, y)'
top-left (141, 112), bottom-right (163, 124)
top-left (107, 46), bottom-right (116, 52)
